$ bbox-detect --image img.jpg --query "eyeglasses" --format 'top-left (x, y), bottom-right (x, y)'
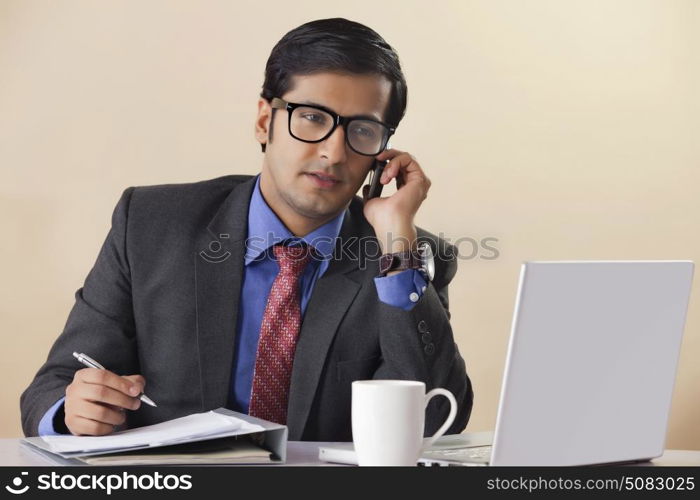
top-left (270, 97), bottom-right (396, 156)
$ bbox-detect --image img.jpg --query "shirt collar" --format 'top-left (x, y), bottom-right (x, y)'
top-left (244, 174), bottom-right (345, 265)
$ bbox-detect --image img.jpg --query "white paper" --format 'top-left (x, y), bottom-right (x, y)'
top-left (41, 411), bottom-right (265, 454)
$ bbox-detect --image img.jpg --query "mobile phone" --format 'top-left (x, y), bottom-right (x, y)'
top-left (365, 159), bottom-right (388, 200)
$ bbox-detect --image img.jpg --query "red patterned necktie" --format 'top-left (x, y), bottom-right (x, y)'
top-left (249, 244), bottom-right (314, 424)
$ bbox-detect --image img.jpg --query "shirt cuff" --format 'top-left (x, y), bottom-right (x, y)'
top-left (38, 397), bottom-right (67, 436)
top-left (374, 269), bottom-right (428, 311)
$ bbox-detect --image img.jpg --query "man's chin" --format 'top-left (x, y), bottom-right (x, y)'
top-left (293, 201), bottom-right (344, 220)
top-left (287, 191), bottom-right (349, 220)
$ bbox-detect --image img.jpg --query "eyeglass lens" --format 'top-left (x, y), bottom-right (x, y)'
top-left (290, 106), bottom-right (388, 155)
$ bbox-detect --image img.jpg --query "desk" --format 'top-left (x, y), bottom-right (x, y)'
top-left (1, 437), bottom-right (699, 466)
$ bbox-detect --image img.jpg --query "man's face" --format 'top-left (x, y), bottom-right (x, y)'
top-left (256, 72), bottom-right (392, 226)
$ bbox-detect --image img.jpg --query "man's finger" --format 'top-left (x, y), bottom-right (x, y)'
top-left (122, 374), bottom-right (146, 389)
top-left (67, 415), bottom-right (116, 436)
top-left (80, 383), bottom-right (141, 410)
top-left (71, 400), bottom-right (127, 427)
top-left (76, 368), bottom-right (141, 396)
top-left (382, 154), bottom-right (417, 184)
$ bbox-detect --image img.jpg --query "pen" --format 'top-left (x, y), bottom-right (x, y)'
top-left (72, 352), bottom-right (157, 407)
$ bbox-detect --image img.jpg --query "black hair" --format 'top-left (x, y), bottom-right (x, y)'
top-left (259, 17), bottom-right (407, 153)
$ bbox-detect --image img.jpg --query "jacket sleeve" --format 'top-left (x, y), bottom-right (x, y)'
top-left (373, 237), bottom-right (474, 436)
top-left (20, 187), bottom-right (139, 436)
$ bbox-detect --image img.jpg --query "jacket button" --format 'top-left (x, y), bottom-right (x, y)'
top-left (421, 332), bottom-right (433, 344)
top-left (417, 320), bottom-right (428, 333)
top-left (424, 343), bottom-right (435, 355)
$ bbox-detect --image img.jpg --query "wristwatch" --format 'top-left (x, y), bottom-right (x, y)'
top-left (378, 241), bottom-right (435, 281)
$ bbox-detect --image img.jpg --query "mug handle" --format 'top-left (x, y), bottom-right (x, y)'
top-left (421, 388), bottom-right (458, 450)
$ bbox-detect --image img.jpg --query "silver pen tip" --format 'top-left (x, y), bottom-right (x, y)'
top-left (140, 394), bottom-right (157, 407)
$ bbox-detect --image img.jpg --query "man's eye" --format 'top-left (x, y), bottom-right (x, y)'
top-left (302, 113), bottom-right (326, 124)
top-left (353, 126), bottom-right (376, 138)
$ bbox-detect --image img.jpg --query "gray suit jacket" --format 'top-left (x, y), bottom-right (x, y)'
top-left (21, 174), bottom-right (473, 440)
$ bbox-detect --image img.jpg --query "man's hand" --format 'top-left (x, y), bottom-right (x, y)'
top-left (64, 368), bottom-right (146, 436)
top-left (362, 148), bottom-right (431, 255)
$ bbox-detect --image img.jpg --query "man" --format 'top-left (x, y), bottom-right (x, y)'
top-left (21, 18), bottom-right (473, 441)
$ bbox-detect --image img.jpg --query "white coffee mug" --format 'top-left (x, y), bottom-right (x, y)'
top-left (351, 380), bottom-right (457, 466)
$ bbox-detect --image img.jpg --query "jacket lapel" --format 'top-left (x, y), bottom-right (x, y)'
top-left (194, 180), bottom-right (374, 437)
top-left (286, 199), bottom-right (374, 439)
top-left (194, 176), bottom-right (255, 411)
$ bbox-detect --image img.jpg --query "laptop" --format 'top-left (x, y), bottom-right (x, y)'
top-left (321, 261), bottom-right (695, 466)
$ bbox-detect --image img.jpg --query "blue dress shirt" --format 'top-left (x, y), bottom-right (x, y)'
top-left (38, 174), bottom-right (426, 435)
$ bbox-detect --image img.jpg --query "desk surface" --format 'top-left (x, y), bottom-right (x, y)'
top-left (2, 436), bottom-right (699, 467)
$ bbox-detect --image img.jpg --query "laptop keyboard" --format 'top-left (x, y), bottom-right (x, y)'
top-left (423, 445), bottom-right (492, 461)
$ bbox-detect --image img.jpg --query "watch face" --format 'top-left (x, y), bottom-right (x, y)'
top-left (419, 242), bottom-right (435, 281)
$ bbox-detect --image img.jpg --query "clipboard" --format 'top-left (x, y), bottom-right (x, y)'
top-left (22, 408), bottom-right (288, 465)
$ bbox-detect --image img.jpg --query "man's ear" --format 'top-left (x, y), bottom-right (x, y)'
top-left (255, 98), bottom-right (272, 151)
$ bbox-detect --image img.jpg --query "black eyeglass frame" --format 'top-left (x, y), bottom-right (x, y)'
top-left (269, 97), bottom-right (396, 157)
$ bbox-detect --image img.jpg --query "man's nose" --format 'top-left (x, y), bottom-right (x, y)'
top-left (319, 125), bottom-right (348, 165)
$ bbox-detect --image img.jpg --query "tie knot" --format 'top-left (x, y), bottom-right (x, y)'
top-left (273, 244), bottom-right (314, 275)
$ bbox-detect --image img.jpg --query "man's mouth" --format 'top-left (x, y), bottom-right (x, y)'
top-left (305, 171), bottom-right (341, 188)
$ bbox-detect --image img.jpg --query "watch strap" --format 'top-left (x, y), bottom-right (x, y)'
top-left (379, 249), bottom-right (422, 276)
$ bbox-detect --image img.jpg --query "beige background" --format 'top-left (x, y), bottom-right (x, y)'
top-left (1, 0), bottom-right (698, 448)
